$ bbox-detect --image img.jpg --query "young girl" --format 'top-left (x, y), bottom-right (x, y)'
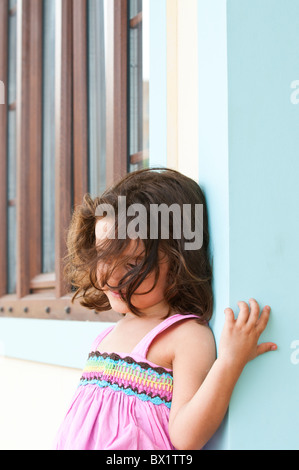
top-left (53, 167), bottom-right (276, 450)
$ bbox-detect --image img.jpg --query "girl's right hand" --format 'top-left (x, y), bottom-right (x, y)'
top-left (218, 298), bottom-right (277, 372)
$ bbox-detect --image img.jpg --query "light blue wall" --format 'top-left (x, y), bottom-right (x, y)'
top-left (0, 317), bottom-right (111, 369)
top-left (198, 0), bottom-right (299, 450)
top-left (227, 0), bottom-right (299, 450)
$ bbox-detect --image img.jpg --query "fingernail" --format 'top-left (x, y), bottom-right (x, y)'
top-left (271, 345), bottom-right (277, 350)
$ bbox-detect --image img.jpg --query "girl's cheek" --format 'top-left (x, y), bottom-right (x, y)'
top-left (134, 272), bottom-right (161, 297)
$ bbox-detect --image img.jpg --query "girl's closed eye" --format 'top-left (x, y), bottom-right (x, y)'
top-left (126, 263), bottom-right (138, 269)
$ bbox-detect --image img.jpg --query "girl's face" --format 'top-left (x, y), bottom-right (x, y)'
top-left (95, 218), bottom-right (170, 316)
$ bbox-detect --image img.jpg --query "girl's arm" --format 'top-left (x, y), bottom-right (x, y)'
top-left (168, 299), bottom-right (277, 450)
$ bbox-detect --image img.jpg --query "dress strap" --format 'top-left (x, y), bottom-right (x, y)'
top-left (131, 313), bottom-right (199, 358)
top-left (90, 325), bottom-right (115, 352)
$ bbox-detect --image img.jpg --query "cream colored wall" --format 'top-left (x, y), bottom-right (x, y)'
top-left (166, 0), bottom-right (199, 180)
top-left (0, 357), bottom-right (80, 450)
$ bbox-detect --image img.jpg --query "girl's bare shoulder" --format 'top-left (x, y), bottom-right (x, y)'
top-left (170, 318), bottom-right (216, 364)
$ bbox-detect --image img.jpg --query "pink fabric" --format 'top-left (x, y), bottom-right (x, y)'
top-left (53, 313), bottom-right (198, 450)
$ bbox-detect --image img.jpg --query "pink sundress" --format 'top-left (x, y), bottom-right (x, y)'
top-left (53, 313), bottom-right (198, 450)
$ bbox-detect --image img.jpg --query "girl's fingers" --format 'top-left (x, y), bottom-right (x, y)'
top-left (256, 304), bottom-right (271, 333)
top-left (246, 298), bottom-right (261, 327)
top-left (225, 300), bottom-right (272, 335)
top-left (224, 307), bottom-right (235, 325)
top-left (236, 300), bottom-right (250, 325)
top-left (256, 342), bottom-right (277, 357)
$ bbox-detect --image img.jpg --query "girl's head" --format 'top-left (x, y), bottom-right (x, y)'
top-left (64, 167), bottom-right (213, 323)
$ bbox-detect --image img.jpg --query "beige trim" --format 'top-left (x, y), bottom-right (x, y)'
top-left (166, 0), bottom-right (178, 170)
top-left (166, 0), bottom-right (199, 181)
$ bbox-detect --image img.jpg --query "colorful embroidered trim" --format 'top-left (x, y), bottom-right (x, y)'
top-left (79, 351), bottom-right (173, 408)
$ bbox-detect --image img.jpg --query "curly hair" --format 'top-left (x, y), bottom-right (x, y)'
top-left (63, 167), bottom-right (213, 323)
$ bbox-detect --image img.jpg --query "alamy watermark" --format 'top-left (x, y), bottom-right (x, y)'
top-left (0, 81), bottom-right (4, 105)
top-left (95, 196), bottom-right (203, 250)
top-left (290, 339), bottom-right (299, 365)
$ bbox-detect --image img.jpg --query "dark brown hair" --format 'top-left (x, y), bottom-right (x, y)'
top-left (63, 167), bottom-right (213, 323)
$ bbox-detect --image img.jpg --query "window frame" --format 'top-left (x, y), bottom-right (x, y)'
top-left (0, 0), bottom-right (128, 322)
top-left (0, 0), bottom-right (8, 302)
top-left (128, 4), bottom-right (149, 169)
